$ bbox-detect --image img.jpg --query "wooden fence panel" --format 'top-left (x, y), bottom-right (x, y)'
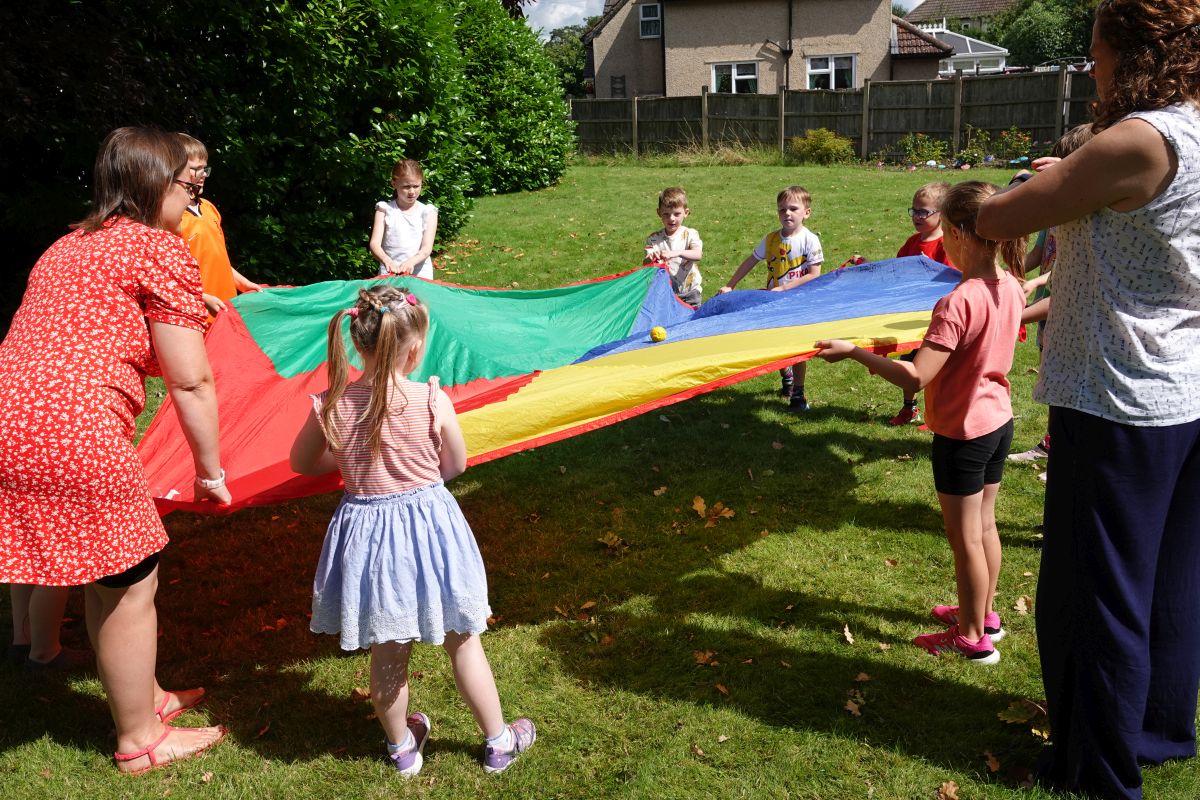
top-left (570, 69), bottom-right (1098, 156)
top-left (635, 96), bottom-right (704, 151)
top-left (708, 93), bottom-right (778, 146)
top-left (864, 80), bottom-right (955, 155)
top-left (784, 90), bottom-right (863, 145)
top-left (961, 71), bottom-right (1061, 145)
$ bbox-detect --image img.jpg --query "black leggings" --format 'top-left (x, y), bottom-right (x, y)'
top-left (94, 551), bottom-right (160, 589)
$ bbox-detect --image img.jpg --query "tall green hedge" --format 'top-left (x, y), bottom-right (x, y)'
top-left (0, 0), bottom-right (573, 323)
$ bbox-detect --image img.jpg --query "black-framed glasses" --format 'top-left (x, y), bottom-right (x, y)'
top-left (909, 207), bottom-right (939, 220)
top-left (174, 179), bottom-right (202, 201)
top-left (189, 164), bottom-right (213, 177)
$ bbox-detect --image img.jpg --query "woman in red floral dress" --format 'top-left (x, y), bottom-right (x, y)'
top-left (0, 128), bottom-right (229, 774)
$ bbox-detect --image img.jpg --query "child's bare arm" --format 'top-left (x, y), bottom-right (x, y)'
top-left (1022, 296), bottom-right (1051, 324)
top-left (436, 389), bottom-right (468, 481)
top-left (719, 253), bottom-right (759, 293)
top-left (290, 411), bottom-right (338, 475)
top-left (232, 268), bottom-right (261, 293)
top-left (368, 207), bottom-right (396, 273)
top-left (814, 339), bottom-right (951, 394)
top-left (772, 263), bottom-right (823, 292)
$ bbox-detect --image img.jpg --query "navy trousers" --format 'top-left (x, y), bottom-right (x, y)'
top-left (1038, 407), bottom-right (1200, 799)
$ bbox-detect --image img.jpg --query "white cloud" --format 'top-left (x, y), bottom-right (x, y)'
top-left (525, 0), bottom-right (606, 39)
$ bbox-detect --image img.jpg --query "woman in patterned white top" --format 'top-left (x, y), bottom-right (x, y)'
top-left (979, 2), bottom-right (1200, 796)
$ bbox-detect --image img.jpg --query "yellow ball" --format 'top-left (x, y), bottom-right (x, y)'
top-left (650, 326), bottom-right (667, 342)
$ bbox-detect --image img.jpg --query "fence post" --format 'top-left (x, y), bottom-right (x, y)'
top-left (701, 86), bottom-right (709, 150)
top-left (951, 73), bottom-right (963, 154)
top-left (1054, 65), bottom-right (1067, 140)
top-left (631, 95), bottom-right (639, 158)
top-left (778, 86), bottom-right (786, 154)
top-left (860, 79), bottom-right (871, 158)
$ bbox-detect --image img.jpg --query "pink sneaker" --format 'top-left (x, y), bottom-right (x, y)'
top-left (913, 625), bottom-right (999, 664)
top-left (930, 605), bottom-right (1005, 641)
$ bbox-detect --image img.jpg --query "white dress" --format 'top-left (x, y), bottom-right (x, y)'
top-left (376, 198), bottom-right (436, 279)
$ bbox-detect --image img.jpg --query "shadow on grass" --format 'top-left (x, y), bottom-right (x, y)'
top-left (1, 379), bottom-right (1042, 776)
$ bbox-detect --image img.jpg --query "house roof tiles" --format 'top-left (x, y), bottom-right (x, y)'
top-left (905, 0), bottom-right (1015, 23)
top-left (892, 15), bottom-right (954, 57)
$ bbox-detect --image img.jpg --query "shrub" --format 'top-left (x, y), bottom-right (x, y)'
top-left (787, 128), bottom-right (857, 165)
top-left (453, 0), bottom-right (574, 195)
top-left (896, 132), bottom-right (950, 166)
top-left (957, 125), bottom-right (993, 167)
top-left (996, 125), bottom-right (1034, 162)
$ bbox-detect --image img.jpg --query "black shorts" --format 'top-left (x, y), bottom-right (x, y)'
top-left (95, 551), bottom-right (160, 589)
top-left (930, 419), bottom-right (1014, 496)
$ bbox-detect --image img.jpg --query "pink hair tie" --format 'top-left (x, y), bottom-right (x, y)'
top-left (346, 307), bottom-right (359, 318)
top-left (405, 293), bottom-right (418, 305)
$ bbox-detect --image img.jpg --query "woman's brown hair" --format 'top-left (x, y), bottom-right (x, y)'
top-left (1093, 0), bottom-right (1200, 131)
top-left (321, 284), bottom-right (431, 460)
top-left (75, 127), bottom-right (187, 233)
top-left (941, 181), bottom-right (1029, 279)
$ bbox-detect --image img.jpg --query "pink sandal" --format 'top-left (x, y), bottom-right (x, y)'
top-left (155, 687), bottom-right (206, 723)
top-left (114, 724), bottom-right (227, 776)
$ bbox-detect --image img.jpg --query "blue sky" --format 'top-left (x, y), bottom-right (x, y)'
top-left (525, 0), bottom-right (923, 37)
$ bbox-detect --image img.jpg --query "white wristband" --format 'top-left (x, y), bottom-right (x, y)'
top-left (195, 469), bottom-right (226, 490)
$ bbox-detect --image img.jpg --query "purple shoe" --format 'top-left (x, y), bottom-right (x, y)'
top-left (930, 604), bottom-right (1006, 642)
top-left (483, 718), bottom-right (536, 774)
top-left (389, 712), bottom-right (430, 778)
top-left (914, 625), bottom-right (999, 664)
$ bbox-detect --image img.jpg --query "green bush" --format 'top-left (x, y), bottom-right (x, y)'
top-left (996, 125), bottom-right (1034, 162)
top-left (957, 125), bottom-right (993, 167)
top-left (896, 132), bottom-right (950, 166)
top-left (787, 128), bottom-right (857, 165)
top-left (453, 0), bottom-right (574, 195)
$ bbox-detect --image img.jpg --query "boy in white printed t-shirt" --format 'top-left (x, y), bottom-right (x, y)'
top-left (719, 185), bottom-right (824, 411)
top-left (644, 186), bottom-right (704, 306)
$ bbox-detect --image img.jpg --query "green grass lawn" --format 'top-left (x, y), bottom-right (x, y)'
top-left (5, 162), bottom-right (1200, 799)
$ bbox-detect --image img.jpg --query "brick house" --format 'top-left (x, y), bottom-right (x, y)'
top-left (584, 0), bottom-right (950, 99)
top-left (903, 0), bottom-right (1018, 34)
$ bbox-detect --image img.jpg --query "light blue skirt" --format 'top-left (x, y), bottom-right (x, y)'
top-left (310, 482), bottom-right (492, 650)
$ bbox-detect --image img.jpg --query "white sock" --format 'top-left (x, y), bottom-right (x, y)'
top-left (486, 725), bottom-right (513, 752)
top-left (387, 731), bottom-right (415, 754)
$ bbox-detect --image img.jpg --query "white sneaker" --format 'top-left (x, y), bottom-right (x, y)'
top-left (1008, 443), bottom-right (1049, 462)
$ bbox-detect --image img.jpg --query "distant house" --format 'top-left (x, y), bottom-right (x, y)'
top-left (927, 27), bottom-right (1009, 74)
top-left (903, 0), bottom-right (1017, 35)
top-left (584, 0), bottom-right (948, 99)
top-left (890, 16), bottom-right (955, 80)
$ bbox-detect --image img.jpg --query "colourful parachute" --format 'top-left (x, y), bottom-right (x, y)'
top-left (139, 257), bottom-right (957, 513)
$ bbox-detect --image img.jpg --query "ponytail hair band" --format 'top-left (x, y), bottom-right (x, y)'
top-left (347, 307), bottom-right (359, 318)
top-left (405, 293), bottom-right (418, 305)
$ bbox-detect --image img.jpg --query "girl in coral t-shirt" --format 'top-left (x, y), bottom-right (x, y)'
top-left (814, 181), bottom-right (1026, 664)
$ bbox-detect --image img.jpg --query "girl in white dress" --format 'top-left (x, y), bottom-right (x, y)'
top-left (369, 159), bottom-right (438, 279)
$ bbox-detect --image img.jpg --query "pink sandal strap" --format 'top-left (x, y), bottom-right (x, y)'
top-left (155, 687), bottom-right (206, 723)
top-left (114, 727), bottom-right (173, 765)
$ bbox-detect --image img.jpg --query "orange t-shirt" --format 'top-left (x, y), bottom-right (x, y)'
top-left (179, 198), bottom-right (237, 304)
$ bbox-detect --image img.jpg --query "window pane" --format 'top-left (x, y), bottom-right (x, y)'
top-left (809, 57), bottom-right (829, 71)
top-left (735, 62), bottom-right (755, 77)
top-left (738, 78), bottom-right (758, 94)
top-left (809, 73), bottom-right (830, 90)
top-left (641, 19), bottom-right (661, 36)
top-left (714, 65), bottom-right (732, 92)
top-left (640, 3), bottom-right (659, 20)
top-left (834, 56), bottom-right (853, 70)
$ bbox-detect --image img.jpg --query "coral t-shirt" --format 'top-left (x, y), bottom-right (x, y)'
top-left (897, 233), bottom-right (957, 270)
top-left (922, 275), bottom-right (1024, 440)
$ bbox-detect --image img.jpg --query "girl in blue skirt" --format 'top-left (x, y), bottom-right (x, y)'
top-left (291, 285), bottom-right (535, 777)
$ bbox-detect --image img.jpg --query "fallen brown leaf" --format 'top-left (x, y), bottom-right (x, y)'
top-left (717, 734), bottom-right (730, 743)
top-left (714, 683), bottom-right (729, 696)
top-left (937, 780), bottom-right (960, 800)
top-left (845, 699), bottom-right (862, 717)
top-left (691, 743), bottom-right (705, 757)
top-left (201, 771), bottom-right (214, 783)
top-left (884, 558), bottom-right (898, 567)
top-left (984, 750), bottom-right (1001, 772)
top-left (350, 686), bottom-right (370, 704)
top-left (255, 721), bottom-right (271, 739)
top-left (843, 623), bottom-right (855, 644)
top-left (1015, 595), bottom-right (1033, 615)
top-left (771, 441), bottom-right (784, 450)
top-left (580, 600), bottom-right (597, 610)
top-left (653, 486), bottom-right (668, 496)
top-left (855, 672), bottom-right (871, 682)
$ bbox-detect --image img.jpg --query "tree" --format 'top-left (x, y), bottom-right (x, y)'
top-left (992, 0), bottom-right (1098, 64)
top-left (0, 0), bottom-right (576, 310)
top-left (892, 2), bottom-right (909, 16)
top-left (543, 17), bottom-right (601, 97)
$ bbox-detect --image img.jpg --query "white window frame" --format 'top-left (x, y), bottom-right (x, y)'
top-left (639, 3), bottom-right (661, 39)
top-left (711, 62), bottom-right (759, 94)
top-left (807, 54), bottom-right (857, 90)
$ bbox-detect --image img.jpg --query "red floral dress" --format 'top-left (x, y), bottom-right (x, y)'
top-left (0, 218), bottom-right (206, 585)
